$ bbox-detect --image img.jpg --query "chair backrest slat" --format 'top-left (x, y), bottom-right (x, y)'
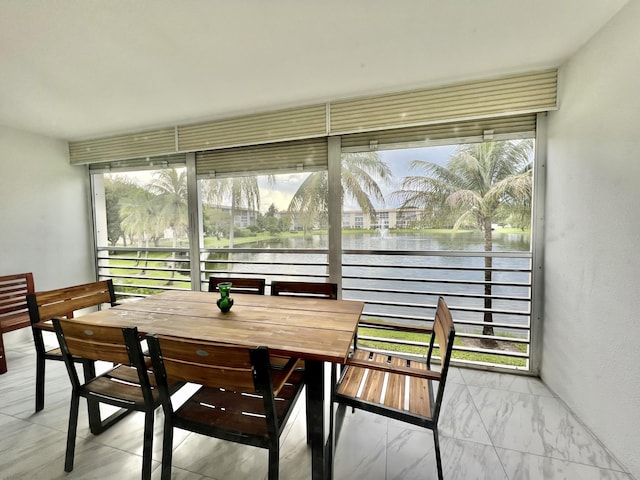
top-left (28, 280), bottom-right (117, 324)
top-left (56, 319), bottom-right (132, 365)
top-left (208, 276), bottom-right (265, 295)
top-left (270, 281), bottom-right (337, 299)
top-left (430, 297), bottom-right (455, 418)
top-left (148, 335), bottom-right (257, 392)
top-left (433, 298), bottom-right (453, 353)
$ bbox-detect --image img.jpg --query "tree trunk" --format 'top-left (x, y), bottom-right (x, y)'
top-left (229, 201), bottom-right (235, 248)
top-left (482, 217), bottom-right (498, 348)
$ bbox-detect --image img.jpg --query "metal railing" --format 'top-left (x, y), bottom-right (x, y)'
top-left (97, 246), bottom-right (192, 297)
top-left (342, 249), bottom-right (531, 371)
top-left (97, 246), bottom-right (532, 371)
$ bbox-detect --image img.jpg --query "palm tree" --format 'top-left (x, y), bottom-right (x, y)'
top-left (150, 169), bottom-right (189, 243)
top-left (392, 140), bottom-right (534, 341)
top-left (202, 176), bottom-right (262, 247)
top-left (150, 169), bottom-right (189, 279)
top-left (288, 152), bottom-right (393, 231)
top-left (120, 188), bottom-right (164, 271)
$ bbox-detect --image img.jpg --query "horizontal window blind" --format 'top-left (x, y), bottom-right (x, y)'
top-left (341, 114), bottom-right (536, 151)
top-left (69, 128), bottom-right (176, 165)
top-left (196, 138), bottom-right (328, 178)
top-left (71, 69), bottom-right (555, 166)
top-left (87, 154), bottom-right (186, 172)
top-left (179, 104), bottom-right (327, 152)
top-left (329, 70), bottom-right (556, 135)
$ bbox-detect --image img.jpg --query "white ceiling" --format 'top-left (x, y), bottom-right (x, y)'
top-left (0, 0), bottom-right (628, 141)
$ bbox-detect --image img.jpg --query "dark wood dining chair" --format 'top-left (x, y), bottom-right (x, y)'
top-left (146, 334), bottom-right (305, 480)
top-left (26, 279), bottom-right (118, 412)
top-left (332, 296), bottom-right (456, 480)
top-left (270, 280), bottom-right (338, 443)
top-left (52, 319), bottom-right (160, 480)
top-left (270, 280), bottom-right (338, 299)
top-left (208, 276), bottom-right (266, 295)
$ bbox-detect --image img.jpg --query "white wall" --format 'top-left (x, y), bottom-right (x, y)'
top-left (543, 1), bottom-right (640, 477)
top-left (0, 125), bottom-right (95, 289)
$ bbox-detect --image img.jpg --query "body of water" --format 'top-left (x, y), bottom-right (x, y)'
top-left (205, 231), bottom-right (532, 334)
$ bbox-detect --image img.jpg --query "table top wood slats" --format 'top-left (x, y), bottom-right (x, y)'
top-left (79, 291), bottom-right (363, 364)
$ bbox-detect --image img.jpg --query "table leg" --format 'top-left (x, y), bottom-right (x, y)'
top-left (305, 359), bottom-right (333, 480)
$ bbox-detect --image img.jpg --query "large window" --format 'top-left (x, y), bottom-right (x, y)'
top-left (198, 170), bottom-right (330, 288)
top-left (93, 166), bottom-right (191, 296)
top-left (90, 118), bottom-right (543, 372)
top-left (341, 139), bottom-right (535, 369)
top-left (199, 172), bottom-right (329, 248)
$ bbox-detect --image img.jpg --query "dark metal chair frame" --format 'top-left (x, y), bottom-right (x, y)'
top-left (270, 280), bottom-right (338, 445)
top-left (332, 296), bottom-right (456, 480)
top-left (146, 334), bottom-right (305, 480)
top-left (26, 279), bottom-right (118, 413)
top-left (53, 319), bottom-right (160, 480)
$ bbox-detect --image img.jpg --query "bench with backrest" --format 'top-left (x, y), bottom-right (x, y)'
top-left (26, 279), bottom-right (118, 413)
top-left (0, 272), bottom-right (35, 374)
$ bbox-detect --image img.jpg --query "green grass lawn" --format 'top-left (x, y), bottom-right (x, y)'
top-left (357, 326), bottom-right (527, 367)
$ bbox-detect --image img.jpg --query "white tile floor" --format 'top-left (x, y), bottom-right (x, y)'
top-left (0, 330), bottom-right (634, 480)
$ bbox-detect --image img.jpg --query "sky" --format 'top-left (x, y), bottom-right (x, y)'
top-left (109, 144), bottom-right (458, 213)
top-left (256, 145), bottom-right (457, 212)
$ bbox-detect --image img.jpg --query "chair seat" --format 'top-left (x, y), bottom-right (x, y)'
top-left (336, 349), bottom-right (435, 419)
top-left (44, 347), bottom-right (62, 356)
top-left (176, 369), bottom-right (303, 438)
top-left (83, 364), bottom-right (159, 406)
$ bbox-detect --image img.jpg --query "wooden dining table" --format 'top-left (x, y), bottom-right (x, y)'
top-left (78, 289), bottom-right (364, 480)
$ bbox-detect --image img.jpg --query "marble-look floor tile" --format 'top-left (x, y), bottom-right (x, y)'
top-left (496, 447), bottom-right (633, 480)
top-left (279, 403), bottom-right (312, 480)
top-left (334, 408), bottom-right (388, 480)
top-left (438, 382), bottom-right (493, 445)
top-left (2, 334), bottom-right (633, 480)
top-left (0, 415), bottom-right (69, 479)
top-left (386, 424), bottom-right (439, 480)
top-left (387, 382), bottom-right (492, 446)
top-left (469, 385), bottom-right (623, 471)
top-left (461, 369), bottom-right (554, 397)
top-left (87, 407), bottom-right (188, 462)
top-left (439, 438), bottom-right (508, 480)
top-left (41, 438), bottom-right (161, 480)
top-left (446, 366), bottom-right (465, 384)
top-left (170, 431), bottom-right (269, 480)
top-left (386, 423), bottom-right (508, 480)
top-left (156, 466), bottom-right (213, 480)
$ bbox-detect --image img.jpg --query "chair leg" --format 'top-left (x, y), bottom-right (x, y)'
top-left (433, 428), bottom-right (443, 480)
top-left (35, 354), bottom-right (45, 412)
top-left (161, 416), bottom-right (173, 480)
top-left (64, 392), bottom-right (80, 472)
top-left (80, 361), bottom-right (106, 435)
top-left (305, 387), bottom-right (312, 445)
top-left (0, 333), bottom-right (7, 375)
top-left (141, 411), bottom-right (154, 480)
top-left (333, 403), bottom-right (347, 447)
top-left (268, 444), bottom-right (279, 480)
